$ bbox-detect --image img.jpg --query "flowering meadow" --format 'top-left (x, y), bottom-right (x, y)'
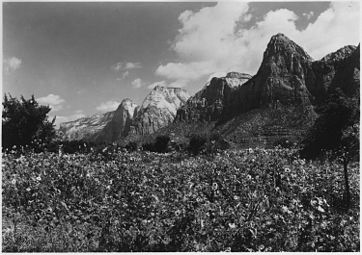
top-left (2, 148), bottom-right (360, 252)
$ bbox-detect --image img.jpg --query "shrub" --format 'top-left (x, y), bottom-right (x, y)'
top-left (125, 141), bottom-right (138, 152)
top-left (154, 135), bottom-right (170, 153)
top-left (142, 142), bottom-right (155, 152)
top-left (188, 133), bottom-right (208, 155)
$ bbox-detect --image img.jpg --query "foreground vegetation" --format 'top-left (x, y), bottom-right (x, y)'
top-left (2, 148), bottom-right (359, 252)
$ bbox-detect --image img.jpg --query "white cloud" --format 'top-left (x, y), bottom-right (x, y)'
top-left (111, 61), bottom-right (142, 72)
top-left (37, 94), bottom-right (65, 112)
top-left (53, 110), bottom-right (85, 128)
top-left (131, 78), bottom-right (144, 88)
top-left (156, 2), bottom-right (360, 87)
top-left (4, 57), bottom-right (22, 73)
top-left (96, 100), bottom-right (120, 112)
top-left (147, 80), bottom-right (167, 90)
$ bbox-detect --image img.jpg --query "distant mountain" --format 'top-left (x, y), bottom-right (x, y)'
top-left (59, 98), bottom-right (138, 143)
top-left (59, 86), bottom-right (189, 143)
top-left (129, 86), bottom-right (190, 135)
top-left (91, 98), bottom-right (138, 143)
top-left (59, 111), bottom-right (115, 141)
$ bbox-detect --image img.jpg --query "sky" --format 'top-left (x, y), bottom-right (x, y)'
top-left (2, 1), bottom-right (360, 126)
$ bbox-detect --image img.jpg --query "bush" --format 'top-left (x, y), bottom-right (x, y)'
top-left (142, 142), bottom-right (155, 152)
top-left (273, 137), bottom-right (294, 149)
top-left (188, 133), bottom-right (208, 155)
top-left (141, 135), bottom-right (170, 153)
top-left (154, 135), bottom-right (170, 153)
top-left (125, 141), bottom-right (138, 152)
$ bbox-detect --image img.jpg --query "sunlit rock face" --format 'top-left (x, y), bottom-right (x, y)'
top-left (59, 98), bottom-right (138, 143)
top-left (59, 111), bottom-right (115, 141)
top-left (130, 86), bottom-right (190, 135)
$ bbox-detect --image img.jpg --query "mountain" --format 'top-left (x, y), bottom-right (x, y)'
top-left (129, 86), bottom-right (190, 136)
top-left (166, 33), bottom-right (359, 148)
top-left (176, 72), bottom-right (252, 122)
top-left (59, 33), bottom-right (359, 148)
top-left (59, 86), bottom-right (189, 143)
top-left (59, 111), bottom-right (115, 142)
top-left (91, 98), bottom-right (138, 143)
top-left (311, 44), bottom-right (359, 100)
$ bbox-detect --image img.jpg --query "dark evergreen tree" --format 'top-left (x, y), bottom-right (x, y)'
top-left (2, 94), bottom-right (56, 149)
top-left (300, 89), bottom-right (359, 208)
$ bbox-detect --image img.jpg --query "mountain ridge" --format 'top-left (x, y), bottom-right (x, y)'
top-left (58, 33), bottom-right (359, 147)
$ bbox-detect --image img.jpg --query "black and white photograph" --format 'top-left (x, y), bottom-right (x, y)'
top-left (2, 0), bottom-right (360, 252)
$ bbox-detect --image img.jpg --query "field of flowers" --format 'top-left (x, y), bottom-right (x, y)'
top-left (2, 148), bottom-right (360, 252)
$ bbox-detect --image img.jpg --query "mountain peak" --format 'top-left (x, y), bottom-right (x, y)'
top-left (264, 33), bottom-right (312, 61)
top-left (226, 72), bottom-right (253, 79)
top-left (320, 45), bottom-right (357, 63)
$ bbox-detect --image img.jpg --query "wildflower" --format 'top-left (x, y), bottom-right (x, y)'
top-left (284, 167), bottom-right (291, 173)
top-left (26, 187), bottom-right (31, 192)
top-left (281, 206), bottom-right (290, 213)
top-left (228, 223), bottom-right (236, 229)
top-left (11, 179), bottom-right (16, 185)
top-left (246, 174), bottom-right (252, 180)
top-left (36, 176), bottom-right (41, 181)
top-left (175, 210), bottom-right (181, 217)
top-left (212, 182), bottom-right (218, 190)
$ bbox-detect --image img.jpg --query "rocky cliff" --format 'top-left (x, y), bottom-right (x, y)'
top-left (91, 98), bottom-right (138, 143)
top-left (59, 111), bottom-right (115, 141)
top-left (130, 86), bottom-right (190, 135)
top-left (60, 33), bottom-right (359, 148)
top-left (176, 72), bottom-right (251, 122)
top-left (59, 86), bottom-right (189, 143)
top-left (170, 33), bottom-right (359, 148)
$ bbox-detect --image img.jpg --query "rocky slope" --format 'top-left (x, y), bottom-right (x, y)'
top-left (91, 98), bottom-right (138, 143)
top-left (59, 111), bottom-right (115, 141)
top-left (59, 86), bottom-right (189, 143)
top-left (129, 86), bottom-right (190, 135)
top-left (168, 33), bottom-right (359, 148)
top-left (176, 72), bottom-right (251, 122)
top-left (60, 33), bottom-right (359, 147)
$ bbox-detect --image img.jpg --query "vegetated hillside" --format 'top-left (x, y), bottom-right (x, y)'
top-left (2, 149), bottom-right (359, 252)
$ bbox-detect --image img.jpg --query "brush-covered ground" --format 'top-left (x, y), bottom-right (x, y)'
top-left (2, 148), bottom-right (360, 252)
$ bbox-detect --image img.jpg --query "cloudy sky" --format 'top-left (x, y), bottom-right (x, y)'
top-left (3, 1), bottom-right (360, 126)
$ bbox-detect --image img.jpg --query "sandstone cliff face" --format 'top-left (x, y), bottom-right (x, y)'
top-left (92, 99), bottom-right (138, 143)
top-left (130, 86), bottom-right (190, 135)
top-left (171, 33), bottom-right (359, 148)
top-left (311, 45), bottom-right (358, 101)
top-left (220, 33), bottom-right (315, 122)
top-left (59, 111), bottom-right (115, 141)
top-left (176, 72), bottom-right (251, 122)
top-left (59, 33), bottom-right (359, 148)
top-left (59, 86), bottom-right (190, 143)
